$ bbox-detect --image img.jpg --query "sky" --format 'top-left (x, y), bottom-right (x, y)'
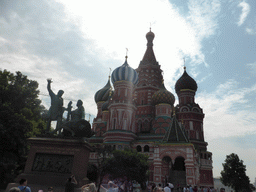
top-left (0, 0), bottom-right (256, 183)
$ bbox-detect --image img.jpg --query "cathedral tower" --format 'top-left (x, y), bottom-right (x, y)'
top-left (175, 67), bottom-right (213, 186)
top-left (103, 57), bottom-right (138, 145)
top-left (175, 67), bottom-right (207, 150)
top-left (134, 30), bottom-right (163, 133)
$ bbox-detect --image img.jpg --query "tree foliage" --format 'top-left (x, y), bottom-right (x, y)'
top-left (220, 153), bottom-right (255, 192)
top-left (102, 148), bottom-right (149, 185)
top-left (0, 69), bottom-right (46, 187)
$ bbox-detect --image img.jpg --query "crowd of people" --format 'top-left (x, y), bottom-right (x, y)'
top-left (8, 177), bottom-right (221, 192)
top-left (8, 178), bottom-right (54, 192)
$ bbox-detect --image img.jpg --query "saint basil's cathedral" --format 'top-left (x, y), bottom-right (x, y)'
top-left (88, 30), bottom-right (213, 187)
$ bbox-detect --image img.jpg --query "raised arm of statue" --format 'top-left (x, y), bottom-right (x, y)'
top-left (47, 79), bottom-right (54, 97)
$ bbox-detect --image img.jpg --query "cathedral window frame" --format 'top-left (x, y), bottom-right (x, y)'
top-left (113, 119), bottom-right (116, 130)
top-left (192, 107), bottom-right (200, 113)
top-left (180, 106), bottom-right (189, 112)
top-left (189, 121), bottom-right (193, 130)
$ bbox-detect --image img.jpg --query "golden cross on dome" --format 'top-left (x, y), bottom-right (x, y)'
top-left (126, 48), bottom-right (128, 59)
top-left (183, 57), bottom-right (186, 70)
top-left (109, 68), bottom-right (112, 78)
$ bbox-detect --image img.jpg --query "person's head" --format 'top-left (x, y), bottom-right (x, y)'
top-left (77, 100), bottom-right (83, 107)
top-left (108, 181), bottom-right (114, 188)
top-left (48, 187), bottom-right (53, 192)
top-left (158, 184), bottom-right (161, 187)
top-left (19, 178), bottom-right (27, 185)
top-left (68, 176), bottom-right (73, 182)
top-left (166, 184), bottom-right (169, 187)
top-left (57, 90), bottom-right (64, 97)
top-left (9, 187), bottom-right (21, 192)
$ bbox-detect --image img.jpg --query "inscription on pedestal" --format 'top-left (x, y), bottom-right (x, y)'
top-left (32, 153), bottom-right (74, 173)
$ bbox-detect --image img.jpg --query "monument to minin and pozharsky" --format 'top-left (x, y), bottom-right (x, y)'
top-left (6, 79), bottom-right (94, 192)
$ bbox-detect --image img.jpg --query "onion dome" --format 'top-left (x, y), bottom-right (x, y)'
top-left (146, 29), bottom-right (155, 46)
top-left (152, 82), bottom-right (175, 105)
top-left (102, 89), bottom-right (113, 111)
top-left (111, 56), bottom-right (138, 85)
top-left (94, 78), bottom-right (112, 103)
top-left (175, 67), bottom-right (198, 93)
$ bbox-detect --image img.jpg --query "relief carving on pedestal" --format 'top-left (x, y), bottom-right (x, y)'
top-left (32, 153), bottom-right (74, 173)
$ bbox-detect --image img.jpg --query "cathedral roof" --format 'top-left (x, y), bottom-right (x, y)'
top-left (139, 29), bottom-right (158, 66)
top-left (162, 115), bottom-right (189, 143)
top-left (152, 82), bottom-right (175, 105)
top-left (175, 67), bottom-right (198, 93)
top-left (111, 57), bottom-right (138, 85)
top-left (94, 78), bottom-right (112, 103)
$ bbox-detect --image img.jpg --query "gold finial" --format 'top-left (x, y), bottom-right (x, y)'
top-left (109, 68), bottom-right (112, 79)
top-left (183, 57), bottom-right (186, 71)
top-left (181, 119), bottom-right (184, 125)
top-left (125, 48), bottom-right (128, 60)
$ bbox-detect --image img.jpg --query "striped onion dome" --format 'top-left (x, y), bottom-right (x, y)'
top-left (102, 89), bottom-right (113, 111)
top-left (152, 82), bottom-right (175, 105)
top-left (175, 67), bottom-right (197, 93)
top-left (111, 57), bottom-right (138, 85)
top-left (94, 78), bottom-right (112, 103)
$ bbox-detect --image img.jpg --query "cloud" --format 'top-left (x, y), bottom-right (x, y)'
top-left (237, 1), bottom-right (250, 26)
top-left (246, 28), bottom-right (256, 35)
top-left (0, 0), bottom-right (117, 116)
top-left (197, 79), bottom-right (256, 140)
top-left (187, 0), bottom-right (221, 39)
top-left (56, 0), bottom-right (222, 84)
top-left (0, 0), bottom-right (224, 120)
top-left (247, 62), bottom-right (256, 74)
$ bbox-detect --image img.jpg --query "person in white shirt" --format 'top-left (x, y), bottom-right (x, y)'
top-left (164, 184), bottom-right (171, 192)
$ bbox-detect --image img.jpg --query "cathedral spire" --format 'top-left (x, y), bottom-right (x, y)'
top-left (139, 30), bottom-right (157, 66)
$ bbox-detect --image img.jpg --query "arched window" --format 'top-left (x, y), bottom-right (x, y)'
top-left (138, 120), bottom-right (142, 132)
top-left (144, 145), bottom-right (149, 152)
top-left (136, 145), bottom-right (142, 152)
top-left (143, 120), bottom-right (150, 133)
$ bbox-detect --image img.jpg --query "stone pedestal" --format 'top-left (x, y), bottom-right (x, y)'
top-left (6, 137), bottom-right (93, 192)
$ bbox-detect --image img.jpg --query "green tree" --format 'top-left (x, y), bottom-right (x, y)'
top-left (88, 144), bottom-right (115, 192)
top-left (0, 69), bottom-right (46, 188)
top-left (220, 153), bottom-right (255, 192)
top-left (102, 148), bottom-right (149, 189)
